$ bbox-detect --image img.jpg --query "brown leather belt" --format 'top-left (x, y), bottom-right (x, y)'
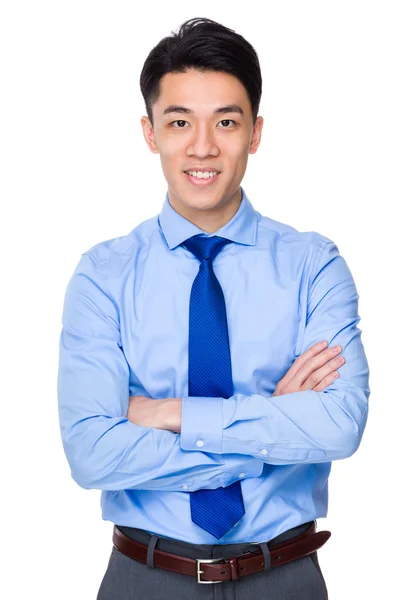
top-left (112, 523), bottom-right (331, 584)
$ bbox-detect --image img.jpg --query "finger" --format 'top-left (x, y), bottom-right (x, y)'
top-left (293, 345), bottom-right (342, 388)
top-left (281, 341), bottom-right (329, 386)
top-left (313, 371), bottom-right (340, 392)
top-left (301, 354), bottom-right (345, 391)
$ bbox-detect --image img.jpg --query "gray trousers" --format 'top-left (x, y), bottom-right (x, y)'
top-left (97, 521), bottom-right (328, 599)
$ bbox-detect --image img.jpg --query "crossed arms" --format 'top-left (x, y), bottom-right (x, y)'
top-left (57, 240), bottom-right (370, 491)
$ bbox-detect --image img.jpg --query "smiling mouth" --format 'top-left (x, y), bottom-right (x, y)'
top-left (183, 171), bottom-right (221, 186)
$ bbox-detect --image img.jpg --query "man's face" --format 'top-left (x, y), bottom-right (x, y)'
top-left (141, 69), bottom-right (263, 226)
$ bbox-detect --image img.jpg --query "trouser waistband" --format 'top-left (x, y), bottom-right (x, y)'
top-left (112, 520), bottom-right (331, 583)
top-left (115, 520), bottom-right (316, 561)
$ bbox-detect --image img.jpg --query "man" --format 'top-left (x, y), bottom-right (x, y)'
top-left (57, 17), bottom-right (370, 600)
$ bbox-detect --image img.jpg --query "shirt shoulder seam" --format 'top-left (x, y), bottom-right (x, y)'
top-left (309, 238), bottom-right (333, 286)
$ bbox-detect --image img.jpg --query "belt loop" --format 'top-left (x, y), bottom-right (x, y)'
top-left (146, 534), bottom-right (160, 568)
top-left (258, 542), bottom-right (271, 570)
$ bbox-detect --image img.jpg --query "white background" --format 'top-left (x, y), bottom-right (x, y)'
top-left (1, 1), bottom-right (403, 598)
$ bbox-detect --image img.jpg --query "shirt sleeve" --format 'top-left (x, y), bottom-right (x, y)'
top-left (180, 239), bottom-right (370, 464)
top-left (57, 253), bottom-right (263, 492)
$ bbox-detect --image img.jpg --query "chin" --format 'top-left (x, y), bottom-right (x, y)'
top-left (181, 194), bottom-right (222, 210)
top-left (175, 184), bottom-right (219, 201)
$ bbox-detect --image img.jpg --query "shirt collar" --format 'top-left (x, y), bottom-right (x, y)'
top-left (158, 186), bottom-right (258, 250)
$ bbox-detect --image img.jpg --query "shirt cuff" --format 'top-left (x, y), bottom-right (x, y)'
top-left (180, 396), bottom-right (223, 453)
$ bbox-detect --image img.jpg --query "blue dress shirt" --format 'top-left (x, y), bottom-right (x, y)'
top-left (57, 186), bottom-right (370, 544)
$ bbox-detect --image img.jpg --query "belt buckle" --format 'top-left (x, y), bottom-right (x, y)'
top-left (196, 557), bottom-right (225, 584)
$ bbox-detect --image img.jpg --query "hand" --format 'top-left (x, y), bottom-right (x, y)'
top-left (126, 395), bottom-right (164, 429)
top-left (156, 397), bottom-right (182, 433)
top-left (126, 395), bottom-right (182, 433)
top-left (272, 341), bottom-right (345, 397)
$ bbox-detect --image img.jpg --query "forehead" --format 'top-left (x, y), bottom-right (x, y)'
top-left (155, 69), bottom-right (249, 114)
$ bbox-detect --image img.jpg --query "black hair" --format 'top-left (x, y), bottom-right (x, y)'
top-left (139, 17), bottom-right (262, 127)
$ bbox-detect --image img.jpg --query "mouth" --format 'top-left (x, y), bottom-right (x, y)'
top-left (183, 171), bottom-right (221, 186)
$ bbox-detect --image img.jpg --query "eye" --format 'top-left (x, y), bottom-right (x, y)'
top-left (170, 119), bottom-right (236, 128)
top-left (218, 119), bottom-right (236, 128)
top-left (170, 120), bottom-right (190, 128)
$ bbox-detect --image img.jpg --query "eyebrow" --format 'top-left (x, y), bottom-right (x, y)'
top-left (163, 104), bottom-right (245, 117)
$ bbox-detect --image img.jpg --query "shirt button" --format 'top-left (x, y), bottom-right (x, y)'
top-left (261, 449), bottom-right (268, 455)
top-left (196, 440), bottom-right (204, 447)
top-left (239, 472), bottom-right (246, 478)
top-left (182, 485), bottom-right (189, 490)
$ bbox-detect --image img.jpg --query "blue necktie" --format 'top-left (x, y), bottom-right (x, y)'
top-left (182, 233), bottom-right (245, 539)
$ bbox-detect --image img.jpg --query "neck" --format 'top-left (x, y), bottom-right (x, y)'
top-left (168, 187), bottom-right (242, 233)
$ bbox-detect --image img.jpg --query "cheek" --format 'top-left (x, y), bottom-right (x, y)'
top-left (229, 150), bottom-right (249, 171)
top-left (221, 138), bottom-right (250, 158)
top-left (159, 144), bottom-right (185, 163)
top-left (158, 155), bottom-right (184, 184)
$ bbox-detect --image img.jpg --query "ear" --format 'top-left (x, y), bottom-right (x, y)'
top-left (249, 116), bottom-right (264, 155)
top-left (141, 116), bottom-right (159, 154)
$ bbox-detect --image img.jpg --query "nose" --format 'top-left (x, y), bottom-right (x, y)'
top-left (186, 123), bottom-right (219, 158)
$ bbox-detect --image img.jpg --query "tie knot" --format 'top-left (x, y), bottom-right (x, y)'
top-left (182, 234), bottom-right (232, 263)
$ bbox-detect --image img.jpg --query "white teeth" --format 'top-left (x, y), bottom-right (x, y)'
top-left (186, 170), bottom-right (218, 179)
